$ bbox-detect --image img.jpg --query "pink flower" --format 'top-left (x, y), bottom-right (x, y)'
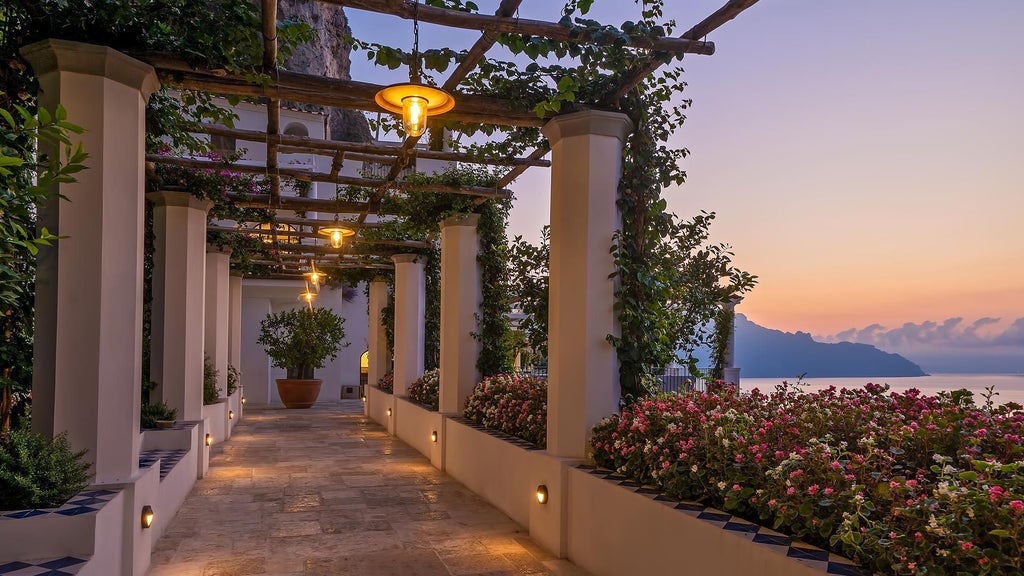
top-left (961, 541), bottom-right (974, 550)
top-left (1009, 500), bottom-right (1024, 515)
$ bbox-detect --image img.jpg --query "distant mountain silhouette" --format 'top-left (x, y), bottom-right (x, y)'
top-left (735, 314), bottom-right (927, 378)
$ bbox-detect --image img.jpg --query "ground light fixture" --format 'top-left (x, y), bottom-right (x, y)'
top-left (536, 485), bottom-right (548, 505)
top-left (229, 410), bottom-right (235, 420)
top-left (431, 430), bottom-right (437, 443)
top-left (387, 407), bottom-right (392, 417)
top-left (374, 1), bottom-right (454, 137)
top-left (205, 433), bottom-right (213, 447)
top-left (141, 505), bottom-right (155, 529)
top-left (242, 397), bottom-right (246, 405)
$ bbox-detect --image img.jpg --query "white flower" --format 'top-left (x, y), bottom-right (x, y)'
top-left (691, 464), bottom-right (698, 473)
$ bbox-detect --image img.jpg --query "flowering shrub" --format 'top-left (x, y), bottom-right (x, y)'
top-left (408, 369), bottom-right (439, 410)
top-left (463, 373), bottom-right (547, 448)
top-left (591, 384), bottom-right (1024, 574)
top-left (377, 372), bottom-right (393, 394)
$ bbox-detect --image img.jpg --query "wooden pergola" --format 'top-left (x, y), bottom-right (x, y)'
top-left (144, 0), bottom-right (759, 278)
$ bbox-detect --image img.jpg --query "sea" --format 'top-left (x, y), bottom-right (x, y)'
top-left (740, 374), bottom-right (1024, 406)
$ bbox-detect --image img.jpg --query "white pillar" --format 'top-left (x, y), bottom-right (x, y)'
top-left (147, 191), bottom-right (212, 421)
top-left (439, 214), bottom-right (482, 415)
top-left (229, 272), bottom-right (243, 378)
top-left (204, 246), bottom-right (231, 397)
top-left (542, 110), bottom-right (633, 459)
top-left (391, 254), bottom-right (425, 397)
top-left (367, 278), bottom-right (390, 391)
top-left (24, 39), bottom-right (159, 483)
top-left (241, 297), bottom-right (272, 404)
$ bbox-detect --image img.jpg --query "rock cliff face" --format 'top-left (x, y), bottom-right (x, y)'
top-left (277, 0), bottom-right (372, 143)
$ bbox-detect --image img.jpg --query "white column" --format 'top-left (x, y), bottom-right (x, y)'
top-left (367, 278), bottom-right (390, 391)
top-left (241, 297), bottom-right (272, 404)
top-left (24, 39), bottom-right (159, 483)
top-left (204, 246), bottom-right (232, 397)
top-left (439, 214), bottom-right (482, 414)
top-left (542, 110), bottom-right (634, 459)
top-left (391, 254), bottom-right (425, 397)
top-left (229, 272), bottom-right (243, 377)
top-left (147, 191), bottom-right (212, 421)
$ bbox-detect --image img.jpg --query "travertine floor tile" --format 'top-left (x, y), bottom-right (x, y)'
top-left (147, 401), bottom-right (588, 575)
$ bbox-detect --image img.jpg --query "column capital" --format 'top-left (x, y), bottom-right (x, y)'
top-left (207, 244), bottom-right (233, 256)
top-left (439, 212), bottom-right (481, 230)
top-left (541, 110), bottom-right (634, 146)
top-left (21, 39), bottom-right (160, 101)
top-left (391, 253), bottom-right (421, 265)
top-left (230, 270), bottom-right (244, 278)
top-left (370, 276), bottom-right (390, 285)
top-left (146, 191), bottom-right (214, 212)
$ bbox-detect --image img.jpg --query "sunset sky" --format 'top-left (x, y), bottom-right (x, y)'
top-left (346, 1), bottom-right (1024, 367)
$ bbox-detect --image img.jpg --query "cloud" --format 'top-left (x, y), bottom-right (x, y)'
top-left (823, 317), bottom-right (1024, 349)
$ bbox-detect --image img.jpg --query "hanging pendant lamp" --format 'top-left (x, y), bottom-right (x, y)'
top-left (318, 215), bottom-right (355, 249)
top-left (374, 1), bottom-right (454, 137)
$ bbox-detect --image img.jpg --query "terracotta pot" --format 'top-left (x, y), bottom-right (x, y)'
top-left (275, 378), bottom-right (322, 409)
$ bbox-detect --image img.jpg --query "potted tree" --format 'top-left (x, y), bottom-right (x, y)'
top-left (257, 306), bottom-right (347, 408)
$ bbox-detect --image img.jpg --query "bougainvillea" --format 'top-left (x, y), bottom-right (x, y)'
top-left (463, 373), bottom-right (547, 448)
top-left (407, 368), bottom-right (439, 410)
top-left (591, 384), bottom-right (1024, 574)
top-left (377, 372), bottom-right (393, 394)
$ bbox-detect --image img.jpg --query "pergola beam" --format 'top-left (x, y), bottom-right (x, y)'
top-left (149, 58), bottom-right (547, 128)
top-left (613, 0), bottom-right (760, 100)
top-left (324, 0), bottom-right (715, 55)
top-left (208, 225), bottom-right (430, 249)
top-left (198, 123), bottom-right (550, 168)
top-left (147, 154), bottom-right (511, 199)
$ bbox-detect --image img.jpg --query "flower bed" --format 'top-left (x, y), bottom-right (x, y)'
top-left (377, 371), bottom-right (393, 394)
top-left (463, 373), bottom-right (547, 448)
top-left (591, 383), bottom-right (1024, 574)
top-left (407, 368), bottom-right (439, 410)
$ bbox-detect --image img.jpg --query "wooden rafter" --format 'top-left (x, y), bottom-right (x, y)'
top-left (148, 154), bottom-right (511, 199)
top-left (149, 57), bottom-right (547, 128)
top-left (613, 0), bottom-right (760, 101)
top-left (198, 124), bottom-right (549, 168)
top-left (323, 0), bottom-right (715, 55)
top-left (208, 225), bottom-right (429, 249)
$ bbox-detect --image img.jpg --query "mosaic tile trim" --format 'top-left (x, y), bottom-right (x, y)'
top-left (578, 465), bottom-right (868, 576)
top-left (138, 449), bottom-right (189, 480)
top-left (0, 555), bottom-right (88, 575)
top-left (450, 417), bottom-right (544, 451)
top-left (0, 490), bottom-right (118, 521)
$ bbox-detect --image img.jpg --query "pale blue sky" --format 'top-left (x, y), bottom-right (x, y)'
top-left (345, 1), bottom-right (1024, 344)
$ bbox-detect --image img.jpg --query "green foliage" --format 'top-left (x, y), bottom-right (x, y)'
top-left (257, 307), bottom-right (348, 378)
top-left (407, 368), bottom-right (439, 410)
top-left (0, 429), bottom-right (91, 511)
top-left (226, 364), bottom-right (240, 396)
top-left (476, 200), bottom-right (514, 376)
top-left (0, 100), bottom-right (87, 427)
top-left (203, 355), bottom-right (219, 405)
top-left (508, 226), bottom-right (550, 360)
top-left (140, 401), bottom-right (177, 429)
top-left (710, 306), bottom-right (734, 380)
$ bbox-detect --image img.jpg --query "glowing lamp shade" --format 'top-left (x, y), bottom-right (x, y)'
top-left (318, 224), bottom-right (355, 249)
top-left (536, 485), bottom-right (548, 504)
top-left (229, 410), bottom-right (235, 420)
top-left (375, 83), bottom-right (455, 138)
top-left (299, 290), bottom-right (317, 304)
top-left (141, 505), bottom-right (155, 529)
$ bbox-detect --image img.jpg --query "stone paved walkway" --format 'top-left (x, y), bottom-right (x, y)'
top-left (148, 401), bottom-right (589, 576)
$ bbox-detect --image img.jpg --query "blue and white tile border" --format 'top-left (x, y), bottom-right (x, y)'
top-left (578, 465), bottom-right (868, 576)
top-left (0, 489), bottom-right (119, 522)
top-left (0, 555), bottom-right (88, 575)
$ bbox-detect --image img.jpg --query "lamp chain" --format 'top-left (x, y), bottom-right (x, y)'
top-left (411, 1), bottom-right (421, 84)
